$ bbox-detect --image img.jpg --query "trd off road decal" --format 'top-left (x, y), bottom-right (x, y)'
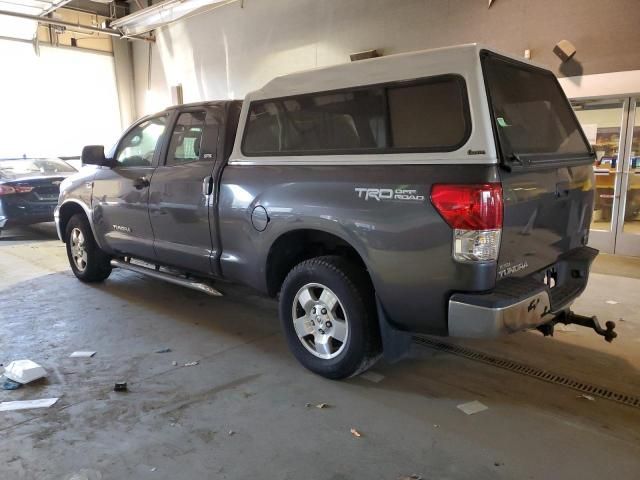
top-left (355, 188), bottom-right (425, 202)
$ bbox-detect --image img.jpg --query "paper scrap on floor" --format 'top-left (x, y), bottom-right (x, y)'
top-left (457, 400), bottom-right (488, 415)
top-left (360, 371), bottom-right (385, 383)
top-left (556, 324), bottom-right (577, 332)
top-left (0, 398), bottom-right (59, 412)
top-left (70, 351), bottom-right (96, 358)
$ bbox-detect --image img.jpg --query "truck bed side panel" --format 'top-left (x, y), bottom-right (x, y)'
top-left (218, 163), bottom-right (499, 335)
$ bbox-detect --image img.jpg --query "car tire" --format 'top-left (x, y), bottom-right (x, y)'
top-left (65, 213), bottom-right (112, 282)
top-left (279, 255), bottom-right (382, 379)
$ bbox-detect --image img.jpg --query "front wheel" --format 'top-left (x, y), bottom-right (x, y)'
top-left (65, 214), bottom-right (112, 282)
top-left (279, 256), bottom-right (381, 379)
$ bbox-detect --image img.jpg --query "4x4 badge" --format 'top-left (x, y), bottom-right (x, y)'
top-left (527, 298), bottom-right (540, 312)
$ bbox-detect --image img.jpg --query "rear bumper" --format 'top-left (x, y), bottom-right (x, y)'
top-left (0, 198), bottom-right (57, 229)
top-left (447, 246), bottom-right (598, 338)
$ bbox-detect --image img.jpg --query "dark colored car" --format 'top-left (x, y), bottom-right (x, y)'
top-left (0, 157), bottom-right (77, 236)
top-left (56, 45), bottom-right (613, 379)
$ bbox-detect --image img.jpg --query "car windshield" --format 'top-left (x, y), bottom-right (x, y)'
top-left (0, 158), bottom-right (76, 175)
top-left (482, 52), bottom-right (591, 162)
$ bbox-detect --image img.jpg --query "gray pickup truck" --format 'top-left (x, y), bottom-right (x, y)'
top-left (55, 45), bottom-right (615, 379)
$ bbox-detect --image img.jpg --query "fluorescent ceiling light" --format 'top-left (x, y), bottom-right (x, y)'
top-left (111, 0), bottom-right (234, 36)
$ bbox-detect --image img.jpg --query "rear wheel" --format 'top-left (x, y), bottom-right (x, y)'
top-left (279, 256), bottom-right (381, 379)
top-left (65, 214), bottom-right (111, 282)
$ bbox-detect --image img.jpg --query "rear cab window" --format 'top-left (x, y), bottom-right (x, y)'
top-left (242, 75), bottom-right (471, 156)
top-left (480, 51), bottom-right (593, 169)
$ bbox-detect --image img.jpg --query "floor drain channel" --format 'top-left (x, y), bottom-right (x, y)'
top-left (412, 336), bottom-right (640, 409)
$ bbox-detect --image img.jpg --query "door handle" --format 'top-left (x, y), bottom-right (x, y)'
top-left (133, 176), bottom-right (150, 190)
top-left (202, 176), bottom-right (214, 196)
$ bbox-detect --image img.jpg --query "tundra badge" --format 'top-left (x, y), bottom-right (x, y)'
top-left (112, 224), bottom-right (132, 233)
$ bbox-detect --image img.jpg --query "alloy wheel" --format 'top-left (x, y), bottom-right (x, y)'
top-left (291, 283), bottom-right (349, 360)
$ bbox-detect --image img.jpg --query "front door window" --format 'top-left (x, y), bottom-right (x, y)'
top-left (116, 115), bottom-right (169, 168)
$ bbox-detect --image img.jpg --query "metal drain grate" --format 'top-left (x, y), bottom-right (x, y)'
top-left (412, 336), bottom-right (640, 409)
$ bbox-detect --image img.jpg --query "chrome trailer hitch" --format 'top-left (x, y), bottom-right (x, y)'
top-left (537, 311), bottom-right (617, 343)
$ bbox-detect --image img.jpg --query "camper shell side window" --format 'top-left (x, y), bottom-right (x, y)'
top-left (241, 74), bottom-right (472, 157)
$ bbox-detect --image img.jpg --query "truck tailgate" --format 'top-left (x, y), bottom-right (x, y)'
top-left (498, 164), bottom-right (594, 279)
top-left (481, 50), bottom-right (596, 279)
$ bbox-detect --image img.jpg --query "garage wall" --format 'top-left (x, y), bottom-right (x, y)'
top-left (132, 0), bottom-right (640, 116)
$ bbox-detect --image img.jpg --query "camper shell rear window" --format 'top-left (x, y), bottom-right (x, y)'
top-left (480, 50), bottom-right (593, 168)
top-left (241, 75), bottom-right (471, 156)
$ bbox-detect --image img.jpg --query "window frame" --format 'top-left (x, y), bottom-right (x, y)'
top-left (114, 113), bottom-right (171, 169)
top-left (240, 74), bottom-right (472, 157)
top-left (164, 110), bottom-right (208, 167)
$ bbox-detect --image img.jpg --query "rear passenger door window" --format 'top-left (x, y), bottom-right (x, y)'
top-left (166, 111), bottom-right (207, 165)
top-left (242, 75), bottom-right (470, 156)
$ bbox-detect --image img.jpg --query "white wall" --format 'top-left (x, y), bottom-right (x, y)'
top-left (0, 40), bottom-right (122, 158)
top-left (559, 70), bottom-right (640, 100)
top-left (132, 0), bottom-right (640, 117)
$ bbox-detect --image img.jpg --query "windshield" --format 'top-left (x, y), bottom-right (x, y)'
top-left (481, 52), bottom-right (591, 162)
top-left (0, 158), bottom-right (76, 175)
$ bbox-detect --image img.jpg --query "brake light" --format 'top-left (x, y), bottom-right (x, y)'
top-left (431, 184), bottom-right (503, 229)
top-left (0, 185), bottom-right (16, 196)
top-left (431, 184), bottom-right (503, 263)
top-left (15, 185), bottom-right (34, 193)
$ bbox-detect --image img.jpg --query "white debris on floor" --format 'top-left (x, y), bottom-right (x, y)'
top-left (457, 400), bottom-right (489, 415)
top-left (0, 398), bottom-right (59, 412)
top-left (556, 324), bottom-right (577, 332)
top-left (3, 359), bottom-right (47, 384)
top-left (69, 351), bottom-right (96, 358)
top-left (360, 371), bottom-right (385, 383)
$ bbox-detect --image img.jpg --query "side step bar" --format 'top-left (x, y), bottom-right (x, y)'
top-left (110, 259), bottom-right (223, 297)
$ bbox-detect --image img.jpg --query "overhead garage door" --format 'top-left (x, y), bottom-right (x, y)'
top-left (0, 40), bottom-right (122, 159)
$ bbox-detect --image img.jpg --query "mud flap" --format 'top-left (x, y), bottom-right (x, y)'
top-left (376, 296), bottom-right (412, 363)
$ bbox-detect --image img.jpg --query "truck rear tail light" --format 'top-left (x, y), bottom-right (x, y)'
top-left (431, 184), bottom-right (503, 263)
top-left (0, 185), bottom-right (16, 196)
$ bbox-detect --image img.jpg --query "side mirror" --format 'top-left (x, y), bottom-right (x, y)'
top-left (81, 145), bottom-right (112, 167)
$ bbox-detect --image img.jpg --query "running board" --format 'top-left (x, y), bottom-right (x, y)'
top-left (110, 259), bottom-right (223, 297)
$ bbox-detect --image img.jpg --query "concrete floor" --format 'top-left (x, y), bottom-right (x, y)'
top-left (1, 223), bottom-right (640, 480)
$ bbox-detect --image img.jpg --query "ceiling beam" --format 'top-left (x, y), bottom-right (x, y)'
top-left (0, 7), bottom-right (154, 40)
top-left (41, 0), bottom-right (74, 16)
top-left (0, 8), bottom-right (121, 35)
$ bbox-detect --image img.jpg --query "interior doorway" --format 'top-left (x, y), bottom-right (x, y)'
top-left (572, 97), bottom-right (640, 256)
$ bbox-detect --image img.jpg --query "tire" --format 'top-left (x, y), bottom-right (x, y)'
top-left (279, 255), bottom-right (381, 379)
top-left (65, 213), bottom-right (112, 282)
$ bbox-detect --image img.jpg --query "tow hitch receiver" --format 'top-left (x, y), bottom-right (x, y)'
top-left (538, 311), bottom-right (617, 343)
